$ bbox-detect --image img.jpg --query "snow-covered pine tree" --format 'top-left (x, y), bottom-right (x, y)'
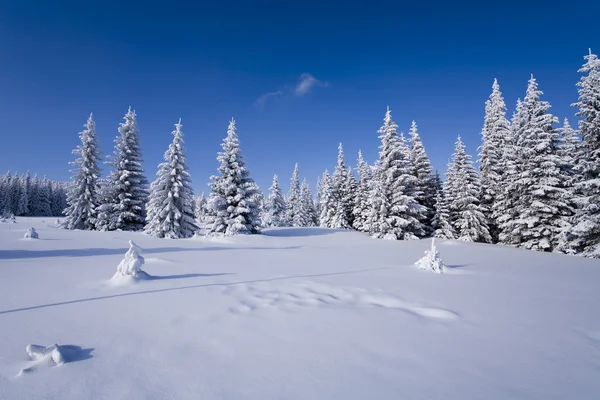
top-left (352, 150), bottom-right (372, 231)
top-left (569, 49), bottom-right (600, 258)
top-left (364, 165), bottom-right (392, 238)
top-left (9, 173), bottom-right (21, 216)
top-left (409, 120), bottom-right (436, 236)
top-left (263, 174), bottom-right (287, 227)
top-left (95, 178), bottom-right (117, 231)
top-left (314, 175), bottom-right (322, 218)
top-left (478, 79), bottom-right (511, 242)
top-left (16, 172), bottom-right (30, 216)
top-left (503, 76), bottom-right (573, 251)
top-left (286, 163), bottom-right (302, 227)
top-left (375, 107), bottom-right (425, 239)
top-left (145, 119), bottom-right (197, 239)
top-left (319, 171), bottom-right (336, 228)
top-left (103, 108), bottom-right (149, 231)
top-left (51, 181), bottom-right (68, 217)
top-left (204, 118), bottom-right (261, 236)
top-left (331, 143), bottom-right (352, 229)
top-left (432, 190), bottom-right (455, 239)
top-left (445, 136), bottom-right (491, 242)
top-left (493, 98), bottom-right (525, 246)
top-left (194, 193), bottom-right (208, 226)
top-left (63, 113), bottom-right (101, 230)
top-left (299, 179), bottom-right (317, 227)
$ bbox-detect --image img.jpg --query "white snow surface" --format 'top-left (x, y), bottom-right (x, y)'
top-left (1, 218), bottom-right (599, 399)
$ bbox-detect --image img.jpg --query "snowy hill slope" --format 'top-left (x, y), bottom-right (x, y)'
top-left (0, 218), bottom-right (599, 399)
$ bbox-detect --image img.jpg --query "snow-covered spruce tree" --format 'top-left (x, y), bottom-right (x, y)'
top-left (16, 172), bottom-right (30, 216)
top-left (432, 190), bottom-right (455, 239)
top-left (569, 49), bottom-right (600, 257)
top-left (103, 108), bottom-right (149, 231)
top-left (319, 171), bottom-right (336, 228)
top-left (299, 179), bottom-right (317, 227)
top-left (364, 165), bottom-right (392, 238)
top-left (286, 163), bottom-right (302, 227)
top-left (502, 76), bottom-right (573, 251)
top-left (314, 175), bottom-right (322, 218)
top-left (94, 178), bottom-right (117, 231)
top-left (409, 120), bottom-right (436, 235)
top-left (63, 113), bottom-right (101, 230)
top-left (352, 151), bottom-right (372, 231)
top-left (51, 181), bottom-right (68, 217)
top-left (37, 177), bottom-right (53, 216)
top-left (204, 118), bottom-right (261, 236)
top-left (493, 98), bottom-right (524, 245)
top-left (478, 79), bottom-right (511, 242)
top-left (445, 136), bottom-right (491, 242)
top-left (263, 174), bottom-right (287, 227)
top-left (331, 143), bottom-right (353, 229)
top-left (374, 107), bottom-right (425, 239)
top-left (145, 119), bottom-right (197, 239)
top-left (194, 193), bottom-right (208, 226)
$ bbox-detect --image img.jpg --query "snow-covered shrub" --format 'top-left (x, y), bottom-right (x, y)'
top-left (415, 238), bottom-right (445, 273)
top-left (24, 227), bottom-right (39, 239)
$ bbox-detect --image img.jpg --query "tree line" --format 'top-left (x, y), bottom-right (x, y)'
top-left (0, 171), bottom-right (67, 218)
top-left (59, 50), bottom-right (599, 258)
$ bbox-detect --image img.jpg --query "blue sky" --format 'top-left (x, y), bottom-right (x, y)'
top-left (0, 1), bottom-right (598, 194)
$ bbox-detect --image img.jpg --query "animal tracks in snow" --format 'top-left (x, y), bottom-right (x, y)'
top-left (225, 280), bottom-right (458, 321)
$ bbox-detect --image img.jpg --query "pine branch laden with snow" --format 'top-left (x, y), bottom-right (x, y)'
top-left (263, 174), bottom-right (287, 227)
top-left (415, 238), bottom-right (445, 273)
top-left (497, 76), bottom-right (574, 252)
top-left (445, 136), bottom-right (491, 243)
top-left (63, 113), bottom-right (102, 230)
top-left (112, 240), bottom-right (149, 281)
top-left (285, 163), bottom-right (302, 227)
top-left (99, 108), bottom-right (149, 232)
top-left (478, 79), bottom-right (511, 243)
top-left (409, 121), bottom-right (436, 236)
top-left (568, 49), bottom-right (600, 258)
top-left (204, 119), bottom-right (261, 236)
top-left (145, 120), bottom-right (197, 239)
top-left (371, 107), bottom-right (425, 240)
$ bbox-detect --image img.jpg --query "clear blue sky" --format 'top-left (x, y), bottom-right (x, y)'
top-left (0, 0), bottom-right (598, 194)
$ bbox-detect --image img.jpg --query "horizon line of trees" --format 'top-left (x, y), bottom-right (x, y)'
top-left (0, 171), bottom-right (67, 218)
top-left (53, 49), bottom-right (598, 258)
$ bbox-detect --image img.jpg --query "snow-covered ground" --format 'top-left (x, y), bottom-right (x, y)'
top-left (0, 218), bottom-right (599, 399)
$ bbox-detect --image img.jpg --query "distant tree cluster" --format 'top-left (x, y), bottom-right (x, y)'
top-left (0, 171), bottom-right (67, 218)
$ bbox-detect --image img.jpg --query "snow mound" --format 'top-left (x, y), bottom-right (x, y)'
top-left (23, 227), bottom-right (39, 239)
top-left (18, 344), bottom-right (94, 376)
top-left (415, 238), bottom-right (445, 273)
top-left (111, 240), bottom-right (151, 283)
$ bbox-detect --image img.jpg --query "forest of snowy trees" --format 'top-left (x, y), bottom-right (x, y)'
top-left (50, 49), bottom-right (600, 258)
top-left (0, 171), bottom-right (67, 219)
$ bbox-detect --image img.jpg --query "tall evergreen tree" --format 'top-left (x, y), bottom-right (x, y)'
top-left (432, 190), bottom-right (455, 239)
top-left (409, 120), bottom-right (436, 235)
top-left (374, 107), bottom-right (425, 239)
top-left (501, 76), bottom-right (572, 251)
top-left (263, 174), bottom-right (287, 227)
top-left (95, 178), bottom-right (117, 231)
top-left (319, 171), bottom-right (336, 228)
top-left (445, 136), bottom-right (491, 242)
top-left (16, 172), bottom-right (30, 216)
top-left (299, 179), bottom-right (317, 227)
top-left (478, 79), bottom-right (511, 242)
top-left (204, 118), bottom-right (261, 236)
top-left (352, 150), bottom-right (372, 231)
top-left (194, 193), bottom-right (208, 226)
top-left (286, 163), bottom-right (302, 227)
top-left (63, 114), bottom-right (101, 230)
top-left (569, 49), bottom-right (600, 257)
top-left (330, 143), bottom-right (353, 228)
top-left (145, 119), bottom-right (197, 238)
top-left (102, 108), bottom-right (149, 231)
top-left (364, 165), bottom-right (391, 238)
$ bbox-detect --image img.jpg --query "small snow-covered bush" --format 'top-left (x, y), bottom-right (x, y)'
top-left (112, 240), bottom-right (150, 282)
top-left (23, 227), bottom-right (39, 239)
top-left (415, 238), bottom-right (445, 273)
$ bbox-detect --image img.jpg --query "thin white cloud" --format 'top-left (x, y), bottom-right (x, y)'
top-left (254, 90), bottom-right (284, 109)
top-left (294, 73), bottom-right (329, 96)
